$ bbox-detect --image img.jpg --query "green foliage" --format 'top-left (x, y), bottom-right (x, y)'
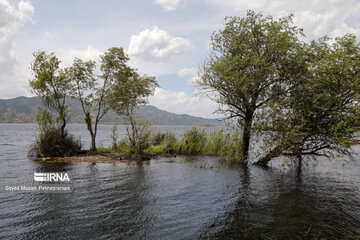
top-left (178, 127), bottom-right (207, 155)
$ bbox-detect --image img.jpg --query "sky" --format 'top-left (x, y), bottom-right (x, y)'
top-left (1, 0), bottom-right (359, 118)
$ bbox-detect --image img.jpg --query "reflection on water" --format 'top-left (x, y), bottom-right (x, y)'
top-left (0, 124), bottom-right (359, 239)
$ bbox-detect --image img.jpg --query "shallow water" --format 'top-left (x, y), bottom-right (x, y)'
top-left (0, 123), bottom-right (359, 239)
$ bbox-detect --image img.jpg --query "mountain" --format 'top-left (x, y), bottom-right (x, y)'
top-left (0, 96), bottom-right (220, 125)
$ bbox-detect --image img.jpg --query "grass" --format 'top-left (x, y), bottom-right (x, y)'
top-left (97, 141), bottom-right (132, 154)
top-left (94, 127), bottom-right (243, 163)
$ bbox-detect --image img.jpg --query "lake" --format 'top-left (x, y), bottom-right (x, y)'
top-left (0, 123), bottom-right (359, 239)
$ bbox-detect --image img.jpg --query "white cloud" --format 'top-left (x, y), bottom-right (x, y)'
top-left (177, 67), bottom-right (199, 86)
top-left (0, 0), bottom-right (34, 98)
top-left (149, 87), bottom-right (220, 118)
top-left (41, 31), bottom-right (57, 40)
top-left (204, 0), bottom-right (265, 11)
top-left (153, 0), bottom-right (181, 11)
top-left (177, 67), bottom-right (196, 78)
top-left (127, 26), bottom-right (192, 62)
top-left (204, 0), bottom-right (360, 40)
top-left (57, 45), bottom-right (102, 67)
top-left (15, 0), bottom-right (34, 22)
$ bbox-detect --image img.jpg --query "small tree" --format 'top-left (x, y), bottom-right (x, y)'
top-left (108, 70), bottom-right (158, 158)
top-left (199, 11), bottom-right (305, 164)
top-left (254, 34), bottom-right (360, 167)
top-left (30, 51), bottom-right (72, 137)
top-left (69, 47), bottom-right (131, 151)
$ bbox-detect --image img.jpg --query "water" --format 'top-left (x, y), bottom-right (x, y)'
top-left (0, 123), bottom-right (359, 239)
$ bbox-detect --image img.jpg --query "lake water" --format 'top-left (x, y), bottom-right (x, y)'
top-left (0, 123), bottom-right (359, 239)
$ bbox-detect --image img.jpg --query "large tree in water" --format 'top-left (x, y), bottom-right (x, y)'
top-left (198, 10), bottom-right (306, 165)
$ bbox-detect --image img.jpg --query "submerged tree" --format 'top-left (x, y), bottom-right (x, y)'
top-left (30, 51), bottom-right (72, 137)
top-left (69, 47), bottom-right (130, 151)
top-left (108, 69), bottom-right (158, 158)
top-left (254, 34), bottom-right (360, 167)
top-left (198, 10), bottom-right (305, 164)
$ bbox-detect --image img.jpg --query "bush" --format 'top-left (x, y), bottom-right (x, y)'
top-left (30, 127), bottom-right (82, 158)
top-left (178, 127), bottom-right (207, 155)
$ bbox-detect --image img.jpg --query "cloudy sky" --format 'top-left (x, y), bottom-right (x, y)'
top-left (1, 0), bottom-right (359, 118)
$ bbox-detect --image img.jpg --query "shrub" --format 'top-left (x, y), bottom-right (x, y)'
top-left (30, 127), bottom-right (82, 158)
top-left (29, 110), bottom-right (81, 158)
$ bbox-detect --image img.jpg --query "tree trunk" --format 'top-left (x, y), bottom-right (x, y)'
top-left (253, 146), bottom-right (282, 168)
top-left (91, 134), bottom-right (97, 152)
top-left (241, 110), bottom-right (253, 165)
top-left (92, 119), bottom-right (99, 152)
top-left (60, 117), bottom-right (66, 139)
top-left (85, 111), bottom-right (97, 151)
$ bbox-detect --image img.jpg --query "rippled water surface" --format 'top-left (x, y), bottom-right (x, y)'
top-left (0, 123), bottom-right (359, 239)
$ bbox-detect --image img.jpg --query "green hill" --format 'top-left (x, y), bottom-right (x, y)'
top-left (0, 96), bottom-right (220, 125)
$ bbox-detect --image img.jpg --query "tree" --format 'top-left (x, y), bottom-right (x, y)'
top-left (30, 51), bottom-right (72, 137)
top-left (198, 10), bottom-right (305, 164)
top-left (69, 47), bottom-right (131, 151)
top-left (254, 34), bottom-right (360, 167)
top-left (108, 69), bottom-right (158, 157)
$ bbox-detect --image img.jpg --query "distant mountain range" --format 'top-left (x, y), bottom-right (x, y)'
top-left (0, 96), bottom-right (221, 125)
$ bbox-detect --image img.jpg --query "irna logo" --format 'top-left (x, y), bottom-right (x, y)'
top-left (34, 172), bottom-right (70, 182)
